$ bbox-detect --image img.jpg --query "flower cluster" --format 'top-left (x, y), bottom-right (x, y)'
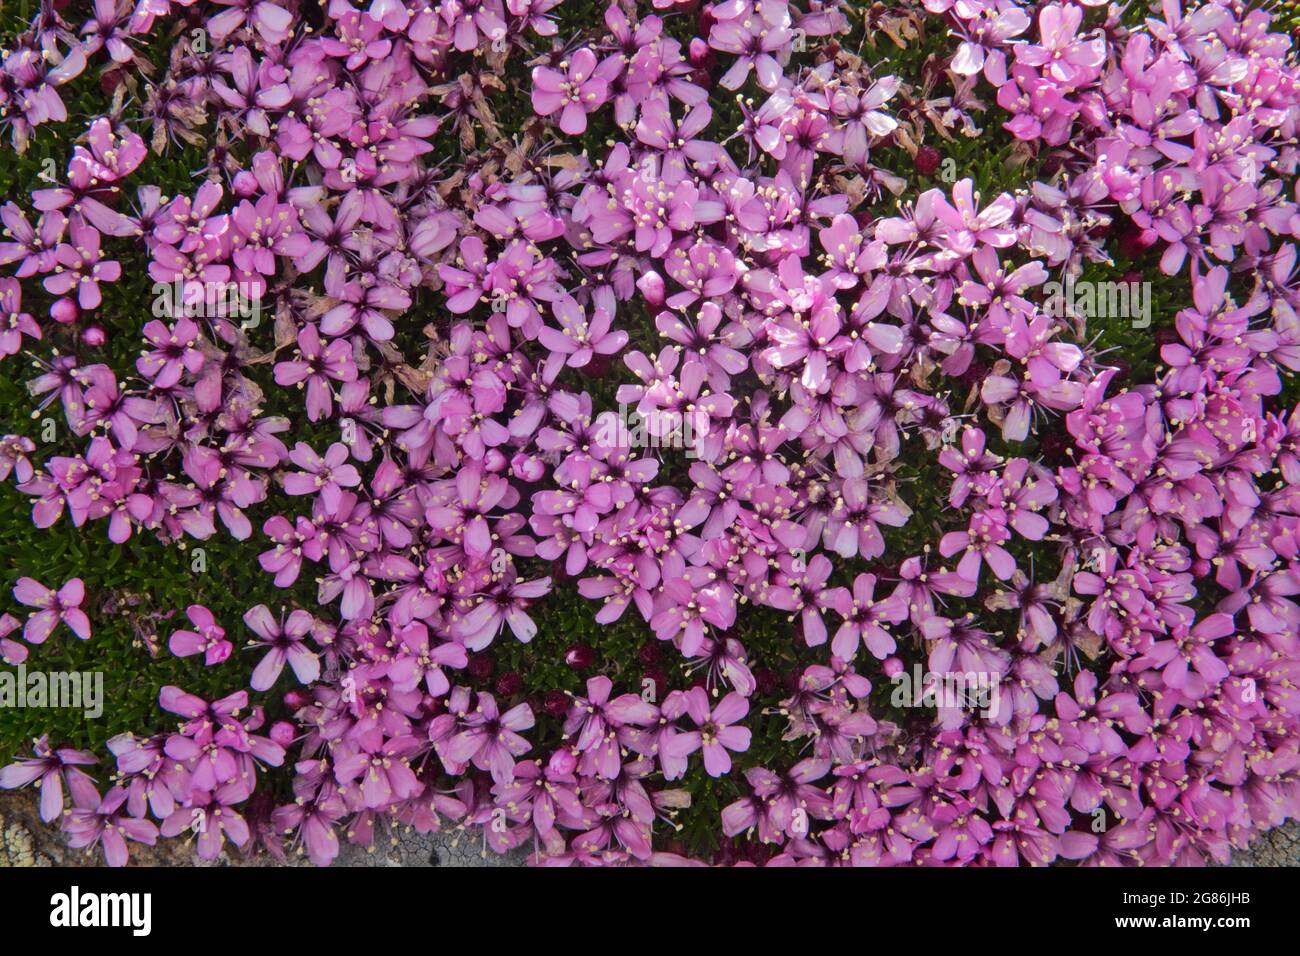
top-left (1, 0), bottom-right (1299, 868)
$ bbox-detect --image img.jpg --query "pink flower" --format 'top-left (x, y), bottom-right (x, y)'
top-left (531, 48), bottom-right (614, 135)
top-left (537, 295), bottom-right (627, 374)
top-left (273, 325), bottom-right (358, 421)
top-left (827, 573), bottom-right (909, 661)
top-left (1015, 3), bottom-right (1106, 85)
top-left (13, 576), bottom-right (91, 643)
top-left (169, 604), bottom-right (232, 666)
top-left (444, 692), bottom-right (535, 785)
top-left (0, 278), bottom-right (41, 356)
top-left (452, 575), bottom-right (552, 649)
top-left (0, 613), bottom-right (24, 665)
top-left (0, 435), bottom-right (36, 484)
top-left (136, 317), bottom-right (204, 388)
top-left (283, 442), bottom-right (362, 512)
top-left (42, 219), bottom-right (121, 310)
top-left (62, 785), bottom-right (158, 867)
top-left (243, 604), bottom-right (321, 691)
top-left (0, 736), bottom-right (98, 822)
top-left (667, 687), bottom-right (752, 776)
top-left (940, 510), bottom-right (1017, 582)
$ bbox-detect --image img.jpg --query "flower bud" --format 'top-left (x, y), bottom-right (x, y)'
top-left (283, 689), bottom-right (312, 710)
top-left (636, 270), bottom-right (666, 308)
top-left (915, 146), bottom-right (941, 178)
top-left (511, 452), bottom-right (545, 483)
top-left (50, 298), bottom-right (79, 324)
top-left (543, 689), bottom-right (569, 718)
top-left (564, 644), bottom-right (594, 670)
top-left (495, 671), bottom-right (522, 697)
top-left (269, 721), bottom-right (297, 747)
top-left (548, 747), bottom-right (577, 775)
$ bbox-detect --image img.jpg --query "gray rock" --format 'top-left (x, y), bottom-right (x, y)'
top-left (334, 827), bottom-right (528, 867)
top-left (0, 791), bottom-right (1294, 867)
top-left (1226, 819), bottom-right (1300, 868)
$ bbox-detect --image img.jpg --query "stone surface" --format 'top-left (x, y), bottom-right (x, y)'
top-left (1226, 819), bottom-right (1300, 868)
top-left (0, 790), bottom-right (1295, 867)
top-left (334, 827), bottom-right (528, 868)
top-left (0, 796), bottom-right (60, 866)
top-left (0, 790), bottom-right (527, 867)
top-left (1, 810), bottom-right (54, 867)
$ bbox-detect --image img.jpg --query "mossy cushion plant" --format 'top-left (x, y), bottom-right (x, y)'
top-left (0, 0), bottom-right (1299, 866)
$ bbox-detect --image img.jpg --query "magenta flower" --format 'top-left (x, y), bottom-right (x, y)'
top-left (320, 9), bottom-right (393, 70)
top-left (827, 573), bottom-right (908, 661)
top-left (940, 510), bottom-right (1017, 582)
top-left (136, 317), bottom-right (204, 389)
top-left (1015, 3), bottom-right (1106, 85)
top-left (828, 78), bottom-right (900, 164)
top-left (0, 736), bottom-right (98, 822)
top-left (930, 179), bottom-right (1018, 255)
top-left (667, 687), bottom-right (751, 776)
top-left (332, 735), bottom-right (424, 810)
top-left (243, 604), bottom-right (321, 691)
top-left (229, 194), bottom-right (309, 291)
top-left (273, 325), bottom-right (358, 421)
top-left (0, 203), bottom-right (66, 277)
top-left (0, 435), bottom-right (36, 484)
top-left (710, 13), bottom-right (791, 90)
top-left (0, 0), bottom-right (1294, 871)
top-left (169, 604), bottom-right (232, 666)
top-left (537, 295), bottom-right (628, 373)
top-left (0, 613), bottom-right (24, 665)
top-left (452, 575), bottom-right (552, 649)
top-left (439, 0), bottom-right (507, 51)
top-left (444, 692), bottom-right (535, 785)
top-left (75, 368), bottom-right (160, 452)
top-left (320, 279), bottom-right (410, 342)
top-left (283, 442), bottom-right (362, 512)
top-left (62, 784), bottom-right (158, 867)
top-left (209, 48), bottom-right (289, 139)
top-left (948, 1), bottom-right (1030, 86)
top-left (0, 278), bottom-right (40, 356)
top-left (42, 219), bottom-right (121, 310)
top-left (208, 0), bottom-right (294, 46)
top-left (531, 48), bottom-right (612, 136)
top-left (159, 794), bottom-right (251, 861)
top-left (13, 576), bottom-right (91, 643)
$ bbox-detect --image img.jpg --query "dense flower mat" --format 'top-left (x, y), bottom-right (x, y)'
top-left (0, 0), bottom-right (1298, 866)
